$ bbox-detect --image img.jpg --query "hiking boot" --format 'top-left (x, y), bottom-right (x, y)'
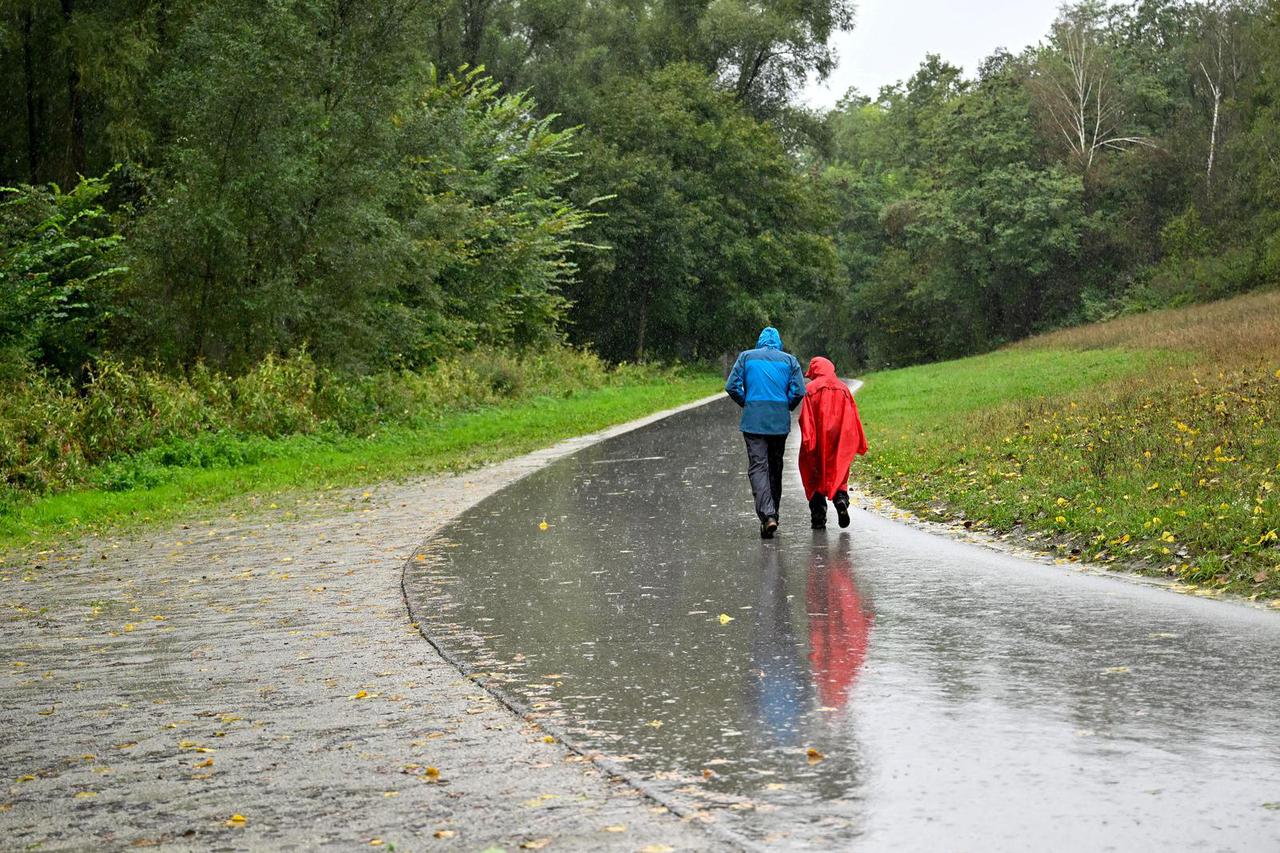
top-left (835, 500), bottom-right (850, 529)
top-left (760, 517), bottom-right (778, 539)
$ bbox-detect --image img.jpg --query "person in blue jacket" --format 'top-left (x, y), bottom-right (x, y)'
top-left (725, 327), bottom-right (807, 538)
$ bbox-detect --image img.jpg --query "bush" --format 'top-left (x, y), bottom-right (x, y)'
top-left (0, 176), bottom-right (126, 374)
top-left (231, 352), bottom-right (319, 437)
top-left (0, 344), bottom-right (630, 506)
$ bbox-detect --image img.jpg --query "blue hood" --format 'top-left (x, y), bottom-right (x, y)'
top-left (756, 327), bottom-right (782, 350)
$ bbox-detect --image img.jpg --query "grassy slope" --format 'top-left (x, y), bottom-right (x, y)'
top-left (0, 375), bottom-right (719, 552)
top-left (855, 290), bottom-right (1280, 599)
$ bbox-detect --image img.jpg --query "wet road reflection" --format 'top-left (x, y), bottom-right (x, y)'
top-left (405, 398), bottom-right (1280, 850)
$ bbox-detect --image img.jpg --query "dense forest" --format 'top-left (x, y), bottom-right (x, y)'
top-left (2, 0), bottom-right (1279, 379)
top-left (808, 0), bottom-right (1280, 367)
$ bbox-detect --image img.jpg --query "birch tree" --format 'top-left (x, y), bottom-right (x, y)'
top-left (1032, 2), bottom-right (1156, 173)
top-left (1189, 0), bottom-right (1257, 194)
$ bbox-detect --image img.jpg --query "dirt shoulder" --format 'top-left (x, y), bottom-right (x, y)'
top-left (0, 395), bottom-right (727, 851)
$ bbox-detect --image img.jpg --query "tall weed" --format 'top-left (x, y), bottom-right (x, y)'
top-left (0, 345), bottom-right (651, 506)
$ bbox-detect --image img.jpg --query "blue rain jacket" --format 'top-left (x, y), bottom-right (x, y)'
top-left (725, 327), bottom-right (806, 435)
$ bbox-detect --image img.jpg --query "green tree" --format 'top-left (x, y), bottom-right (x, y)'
top-left (568, 63), bottom-right (838, 361)
top-left (0, 174), bottom-right (125, 374)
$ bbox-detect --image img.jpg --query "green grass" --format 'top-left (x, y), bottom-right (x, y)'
top-left (859, 347), bottom-right (1176, 427)
top-left (854, 292), bottom-right (1280, 600)
top-left (0, 375), bottom-right (719, 552)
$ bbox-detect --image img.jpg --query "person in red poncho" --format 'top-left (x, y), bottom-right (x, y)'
top-left (798, 356), bottom-right (868, 529)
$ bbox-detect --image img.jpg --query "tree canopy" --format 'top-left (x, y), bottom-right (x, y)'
top-left (2, 0), bottom-right (1280, 379)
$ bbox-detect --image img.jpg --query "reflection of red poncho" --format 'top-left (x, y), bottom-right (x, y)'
top-left (798, 357), bottom-right (868, 501)
top-left (807, 560), bottom-right (872, 707)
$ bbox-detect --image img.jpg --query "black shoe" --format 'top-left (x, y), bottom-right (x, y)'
top-left (811, 515), bottom-right (826, 530)
top-left (836, 501), bottom-right (850, 529)
top-left (761, 517), bottom-right (778, 539)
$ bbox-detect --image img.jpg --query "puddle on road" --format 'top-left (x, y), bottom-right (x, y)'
top-left (406, 398), bottom-right (1280, 850)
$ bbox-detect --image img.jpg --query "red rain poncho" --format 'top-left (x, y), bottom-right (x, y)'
top-left (798, 357), bottom-right (868, 501)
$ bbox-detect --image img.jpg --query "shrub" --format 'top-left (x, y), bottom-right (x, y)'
top-left (231, 351), bottom-right (319, 437)
top-left (0, 344), bottom-right (642, 506)
top-left (0, 176), bottom-right (126, 374)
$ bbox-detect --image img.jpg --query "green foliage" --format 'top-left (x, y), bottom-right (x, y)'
top-left (805, 51), bottom-right (1091, 368)
top-left (799, 1), bottom-right (1280, 370)
top-left (0, 344), bottom-right (639, 508)
top-left (568, 63), bottom-right (839, 361)
top-left (104, 6), bottom-right (586, 373)
top-left (0, 370), bottom-right (721, 550)
top-left (0, 175), bottom-right (125, 373)
top-left (1, 0), bottom-right (855, 383)
top-left (396, 67), bottom-right (589, 360)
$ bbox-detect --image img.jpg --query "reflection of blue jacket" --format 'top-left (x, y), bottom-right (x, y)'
top-left (725, 327), bottom-right (806, 435)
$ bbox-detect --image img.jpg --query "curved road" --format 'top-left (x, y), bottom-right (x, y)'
top-left (407, 395), bottom-right (1280, 851)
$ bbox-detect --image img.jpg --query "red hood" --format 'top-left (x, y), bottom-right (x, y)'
top-left (805, 356), bottom-right (836, 381)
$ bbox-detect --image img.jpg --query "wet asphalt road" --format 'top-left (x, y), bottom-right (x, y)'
top-left (405, 396), bottom-right (1280, 851)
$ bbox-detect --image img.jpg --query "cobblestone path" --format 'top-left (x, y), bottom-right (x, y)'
top-left (0, 399), bottom-right (725, 851)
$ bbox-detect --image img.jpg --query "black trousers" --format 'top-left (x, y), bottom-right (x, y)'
top-left (743, 432), bottom-right (787, 522)
top-left (809, 489), bottom-right (850, 524)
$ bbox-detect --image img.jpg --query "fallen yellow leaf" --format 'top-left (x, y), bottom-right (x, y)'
top-left (806, 747), bottom-right (824, 764)
top-left (541, 735), bottom-right (555, 743)
top-left (425, 766), bottom-right (441, 781)
top-left (434, 829), bottom-right (456, 839)
top-left (225, 814), bottom-right (247, 828)
top-left (194, 758), bottom-right (214, 768)
top-left (602, 825), bottom-right (627, 833)
top-left (538, 520), bottom-right (549, 531)
top-left (73, 791), bottom-right (97, 798)
top-left (350, 690), bottom-right (369, 700)
top-left (718, 613), bottom-right (734, 625)
top-left (521, 840), bottom-right (552, 850)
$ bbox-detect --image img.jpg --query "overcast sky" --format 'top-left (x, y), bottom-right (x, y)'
top-left (801, 0), bottom-right (1067, 109)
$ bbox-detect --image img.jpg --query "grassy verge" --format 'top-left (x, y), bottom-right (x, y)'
top-left (855, 290), bottom-right (1280, 600)
top-left (0, 374), bottom-right (719, 552)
